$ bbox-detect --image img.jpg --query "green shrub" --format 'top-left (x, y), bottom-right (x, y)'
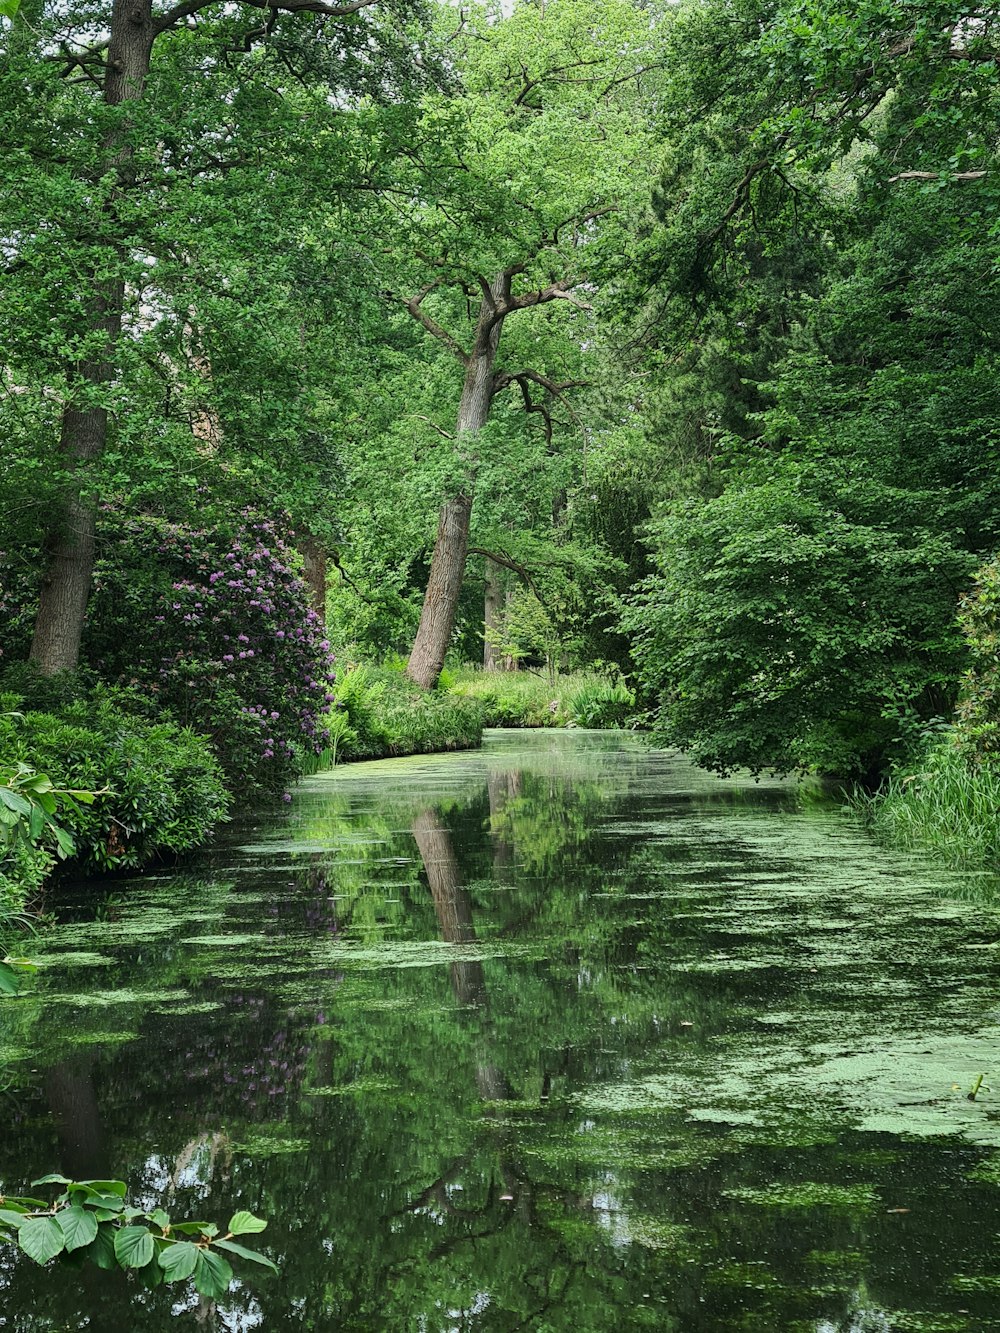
top-left (449, 669), bottom-right (568, 727)
top-left (0, 695), bottom-right (230, 873)
top-left (83, 513), bottom-right (333, 796)
top-left (564, 676), bottom-right (635, 728)
top-left (860, 557), bottom-right (1000, 869)
top-left (0, 840), bottom-right (50, 919)
top-left (623, 449), bottom-right (976, 777)
top-left (317, 665), bottom-right (484, 764)
top-left (954, 555), bottom-right (1000, 765)
top-left (449, 667), bottom-right (636, 729)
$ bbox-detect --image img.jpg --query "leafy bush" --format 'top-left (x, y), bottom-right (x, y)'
top-left (625, 460), bottom-right (974, 777)
top-left (859, 738), bottom-right (1000, 869)
top-left (449, 668), bottom-right (569, 726)
top-left (449, 667), bottom-right (636, 729)
top-left (84, 512), bottom-right (334, 795)
top-left (861, 557), bottom-right (1000, 869)
top-left (313, 665), bottom-right (484, 765)
top-left (953, 555), bottom-right (1000, 766)
top-left (564, 676), bottom-right (635, 728)
top-left (0, 840), bottom-right (50, 921)
top-left (0, 694), bottom-right (229, 873)
top-left (0, 755), bottom-right (97, 921)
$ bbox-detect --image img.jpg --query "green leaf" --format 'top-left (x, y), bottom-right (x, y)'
top-left (168, 1220), bottom-right (212, 1235)
top-left (148, 1207), bottom-right (170, 1230)
top-left (137, 1255), bottom-right (164, 1289)
top-left (158, 1240), bottom-right (200, 1281)
top-left (214, 1238), bottom-right (279, 1273)
top-left (0, 2), bottom-right (22, 26)
top-left (56, 1206), bottom-right (99, 1253)
top-left (0, 962), bottom-right (21, 995)
top-left (0, 1208), bottom-right (27, 1227)
top-left (18, 1217), bottom-right (65, 1265)
top-left (31, 1175), bottom-right (72, 1188)
top-left (193, 1248), bottom-right (233, 1301)
top-left (113, 1225), bottom-right (155, 1268)
top-left (82, 1223), bottom-right (117, 1270)
top-left (53, 825), bottom-right (75, 859)
top-left (0, 788), bottom-right (31, 815)
top-left (227, 1210), bottom-right (267, 1236)
top-left (74, 1179), bottom-right (127, 1197)
top-left (83, 1193), bottom-right (125, 1212)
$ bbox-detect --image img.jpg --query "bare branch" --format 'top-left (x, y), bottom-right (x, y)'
top-left (548, 289), bottom-right (593, 313)
top-left (501, 278), bottom-right (569, 314)
top-left (888, 169), bottom-right (988, 182)
top-left (412, 414), bottom-right (454, 441)
top-left (493, 368), bottom-right (587, 446)
top-left (468, 546), bottom-right (545, 603)
top-left (513, 55), bottom-right (605, 107)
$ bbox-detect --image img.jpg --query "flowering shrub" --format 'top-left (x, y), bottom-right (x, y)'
top-left (85, 513), bottom-right (334, 795)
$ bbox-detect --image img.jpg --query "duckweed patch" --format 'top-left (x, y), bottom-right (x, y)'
top-left (723, 1182), bottom-right (879, 1210)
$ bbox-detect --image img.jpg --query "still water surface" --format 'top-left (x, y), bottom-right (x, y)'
top-left (3, 731), bottom-right (1000, 1331)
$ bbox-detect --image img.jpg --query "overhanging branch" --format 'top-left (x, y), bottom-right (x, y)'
top-left (153, 0), bottom-right (380, 38)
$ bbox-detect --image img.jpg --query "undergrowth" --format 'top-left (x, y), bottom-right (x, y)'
top-left (303, 665), bottom-right (485, 769)
top-left (449, 667), bottom-right (636, 729)
top-left (857, 739), bottom-right (1000, 868)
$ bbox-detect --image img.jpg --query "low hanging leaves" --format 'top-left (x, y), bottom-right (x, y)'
top-left (0, 1177), bottom-right (278, 1298)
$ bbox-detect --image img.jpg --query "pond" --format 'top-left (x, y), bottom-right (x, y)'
top-left (3, 729), bottom-right (1000, 1331)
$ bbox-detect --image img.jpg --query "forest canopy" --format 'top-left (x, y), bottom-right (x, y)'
top-left (2, 0), bottom-right (999, 857)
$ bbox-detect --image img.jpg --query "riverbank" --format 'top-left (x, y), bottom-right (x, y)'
top-left (304, 662), bottom-right (637, 769)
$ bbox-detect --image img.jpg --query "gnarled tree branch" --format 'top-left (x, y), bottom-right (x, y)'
top-left (403, 283), bottom-right (470, 366)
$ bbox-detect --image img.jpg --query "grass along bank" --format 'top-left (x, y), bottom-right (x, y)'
top-left (448, 666), bottom-right (635, 729)
top-left (857, 738), bottom-right (1000, 869)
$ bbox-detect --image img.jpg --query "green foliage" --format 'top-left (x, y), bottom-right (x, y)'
top-left (953, 556), bottom-right (1000, 765)
top-left (0, 737), bottom-right (98, 922)
top-left (449, 666), bottom-right (636, 730)
top-left (861, 556), bottom-right (1000, 868)
top-left (0, 1178), bottom-right (275, 1299)
top-left (0, 694), bottom-right (229, 874)
top-left (314, 664), bottom-right (485, 765)
top-left (616, 0), bottom-right (1000, 781)
top-left (563, 675), bottom-right (636, 730)
top-left (83, 513), bottom-right (334, 797)
top-left (859, 738), bottom-right (1000, 869)
top-left (627, 453), bottom-right (975, 776)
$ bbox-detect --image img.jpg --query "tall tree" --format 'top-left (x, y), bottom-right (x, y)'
top-left (379, 0), bottom-right (661, 687)
top-left (620, 0), bottom-right (1000, 776)
top-left (0, 0), bottom-right (426, 673)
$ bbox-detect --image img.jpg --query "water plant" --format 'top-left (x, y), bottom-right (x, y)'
top-left (858, 739), bottom-right (1000, 868)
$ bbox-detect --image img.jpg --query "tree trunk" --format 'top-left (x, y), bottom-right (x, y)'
top-left (483, 558), bottom-right (504, 670)
top-left (299, 532), bottom-right (328, 626)
top-left (28, 0), bottom-right (154, 674)
top-left (407, 276), bottom-right (507, 689)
